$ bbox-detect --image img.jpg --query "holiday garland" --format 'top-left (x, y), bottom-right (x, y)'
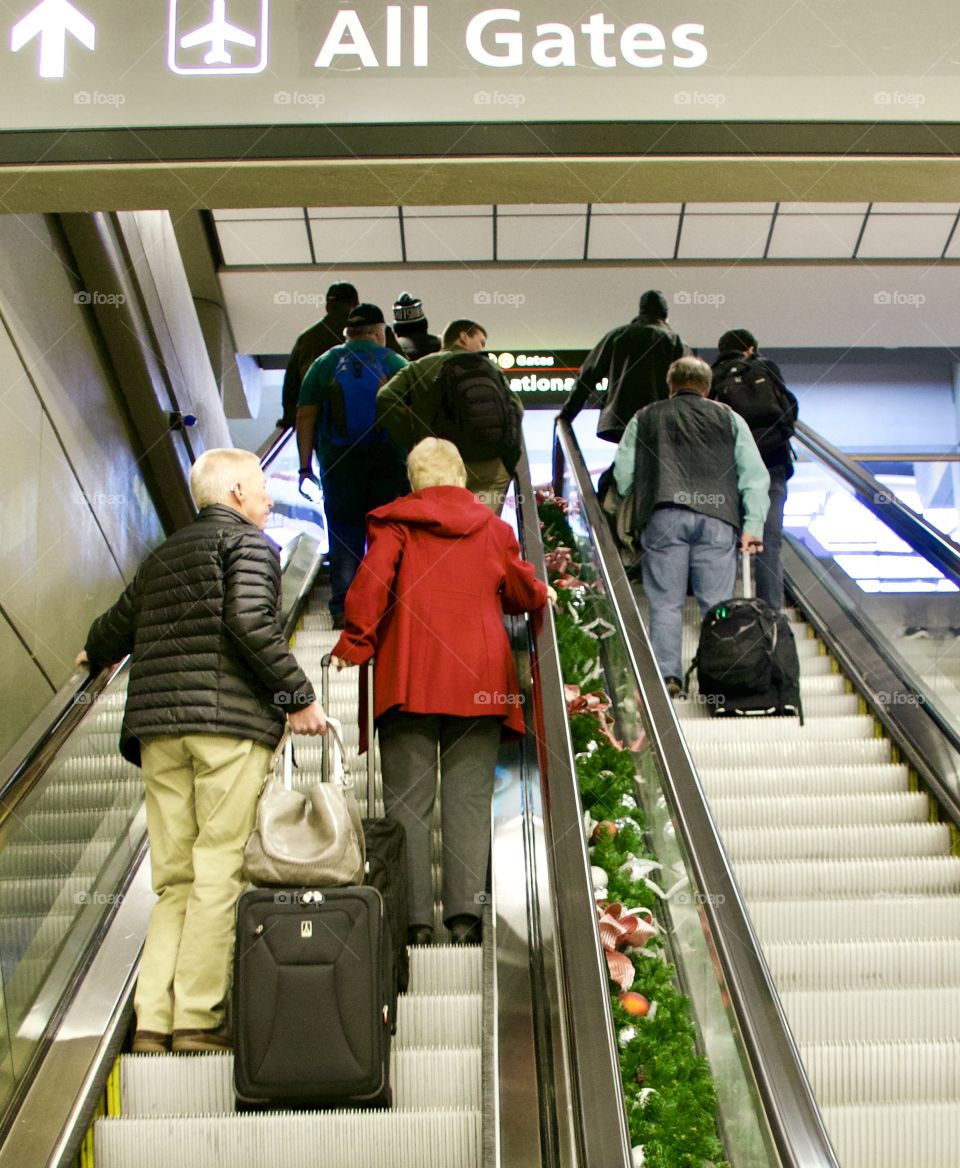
top-left (538, 491), bottom-right (729, 1168)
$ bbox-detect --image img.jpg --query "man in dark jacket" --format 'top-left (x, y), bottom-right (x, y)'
top-left (613, 357), bottom-right (769, 695)
top-left (79, 449), bottom-right (326, 1054)
top-left (711, 328), bottom-right (798, 609)
top-left (559, 289), bottom-right (686, 442)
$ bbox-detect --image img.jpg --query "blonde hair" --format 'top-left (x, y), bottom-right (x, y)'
top-left (190, 448), bottom-right (261, 508)
top-left (407, 438), bottom-right (467, 490)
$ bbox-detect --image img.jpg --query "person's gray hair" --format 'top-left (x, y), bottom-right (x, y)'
top-left (190, 448), bottom-right (261, 509)
top-left (667, 356), bottom-right (712, 395)
top-left (407, 438), bottom-right (467, 491)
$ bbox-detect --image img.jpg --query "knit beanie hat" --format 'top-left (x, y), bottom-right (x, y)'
top-left (638, 289), bottom-right (669, 320)
top-left (393, 292), bottom-right (426, 325)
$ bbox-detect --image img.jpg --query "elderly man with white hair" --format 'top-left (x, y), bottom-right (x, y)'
top-left (79, 448), bottom-right (327, 1055)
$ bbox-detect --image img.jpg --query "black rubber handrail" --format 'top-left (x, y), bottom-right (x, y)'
top-left (554, 418), bottom-right (841, 1168)
top-left (513, 452), bottom-right (634, 1168)
top-left (794, 419), bottom-right (960, 582)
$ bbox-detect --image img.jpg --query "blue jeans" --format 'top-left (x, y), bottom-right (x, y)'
top-left (320, 444), bottom-right (408, 616)
top-left (641, 507), bottom-right (737, 680)
top-left (756, 466), bottom-right (787, 610)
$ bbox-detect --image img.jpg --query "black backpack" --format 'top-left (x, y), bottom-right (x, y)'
top-left (688, 598), bottom-right (802, 720)
top-left (711, 356), bottom-right (795, 458)
top-left (434, 353), bottom-right (521, 468)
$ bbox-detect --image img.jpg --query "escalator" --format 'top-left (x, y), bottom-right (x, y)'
top-left (553, 417), bottom-right (960, 1168)
top-left (1, 422), bottom-right (901, 1168)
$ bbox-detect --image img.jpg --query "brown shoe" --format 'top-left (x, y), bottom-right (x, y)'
top-left (172, 1026), bottom-right (232, 1054)
top-left (132, 1030), bottom-right (171, 1054)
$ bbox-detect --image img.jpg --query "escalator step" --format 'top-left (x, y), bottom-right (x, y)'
top-left (724, 822), bottom-right (950, 861)
top-left (682, 715), bottom-right (877, 742)
top-left (394, 994), bottom-right (482, 1049)
top-left (0, 839), bottom-right (115, 879)
top-left (698, 764), bottom-right (909, 797)
top-left (34, 778), bottom-right (142, 812)
top-left (735, 856), bottom-right (960, 898)
top-left (821, 1100), bottom-right (960, 1168)
top-left (768, 939), bottom-right (960, 990)
top-left (17, 808), bottom-right (132, 843)
top-left (95, 1111), bottom-right (481, 1168)
top-left (408, 947), bottom-right (482, 996)
top-left (804, 1040), bottom-right (960, 1105)
top-left (119, 1047), bottom-right (482, 1116)
top-left (782, 987), bottom-right (960, 1043)
top-left (751, 896), bottom-right (960, 942)
top-left (677, 693), bottom-right (861, 720)
top-left (0, 876), bottom-right (90, 915)
top-left (694, 738), bottom-right (891, 767)
top-left (711, 792), bottom-right (928, 828)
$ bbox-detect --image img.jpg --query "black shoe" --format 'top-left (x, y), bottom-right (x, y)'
top-left (447, 914), bottom-right (482, 946)
top-left (408, 925), bottom-right (433, 946)
top-left (330, 612), bottom-right (345, 630)
top-left (664, 676), bottom-right (685, 698)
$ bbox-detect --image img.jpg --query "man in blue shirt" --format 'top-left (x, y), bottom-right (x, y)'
top-left (296, 303), bottom-right (408, 627)
top-left (614, 356), bottom-right (770, 696)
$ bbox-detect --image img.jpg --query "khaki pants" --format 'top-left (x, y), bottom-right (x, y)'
top-left (134, 734), bottom-right (271, 1033)
top-left (466, 458), bottom-right (510, 516)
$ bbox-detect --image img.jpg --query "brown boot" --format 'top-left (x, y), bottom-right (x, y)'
top-left (172, 1025), bottom-right (232, 1054)
top-left (132, 1030), bottom-right (171, 1054)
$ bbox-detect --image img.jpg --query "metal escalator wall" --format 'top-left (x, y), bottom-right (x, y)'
top-left (553, 418), bottom-right (841, 1168)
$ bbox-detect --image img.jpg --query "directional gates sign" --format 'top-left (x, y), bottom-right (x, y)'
top-left (2, 0), bottom-right (959, 130)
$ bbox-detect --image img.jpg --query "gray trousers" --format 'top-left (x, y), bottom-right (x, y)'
top-left (377, 711), bottom-right (501, 927)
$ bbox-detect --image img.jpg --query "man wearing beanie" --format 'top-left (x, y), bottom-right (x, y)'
top-left (559, 289), bottom-right (686, 442)
top-left (393, 291), bottom-right (441, 361)
top-left (296, 303), bottom-right (409, 626)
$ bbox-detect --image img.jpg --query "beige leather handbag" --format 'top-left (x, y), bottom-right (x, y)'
top-left (243, 718), bottom-right (365, 887)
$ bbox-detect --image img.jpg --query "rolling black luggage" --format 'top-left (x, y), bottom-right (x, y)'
top-left (687, 551), bottom-right (802, 720)
top-left (322, 656), bottom-right (410, 1000)
top-left (233, 884), bottom-right (392, 1107)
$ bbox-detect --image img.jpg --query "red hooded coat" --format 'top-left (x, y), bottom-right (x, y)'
top-left (331, 485), bottom-right (548, 747)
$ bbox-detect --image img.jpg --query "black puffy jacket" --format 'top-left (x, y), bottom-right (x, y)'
top-left (85, 504), bottom-right (315, 766)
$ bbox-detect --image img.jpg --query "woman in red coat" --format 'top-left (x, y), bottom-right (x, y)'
top-left (332, 438), bottom-right (550, 945)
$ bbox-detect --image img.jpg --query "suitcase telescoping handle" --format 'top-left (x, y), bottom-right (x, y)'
top-left (320, 653), bottom-right (377, 816)
top-left (741, 548), bottom-right (754, 601)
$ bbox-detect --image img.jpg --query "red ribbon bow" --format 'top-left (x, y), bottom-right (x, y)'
top-left (597, 902), bottom-right (657, 991)
top-left (564, 684), bottom-right (621, 747)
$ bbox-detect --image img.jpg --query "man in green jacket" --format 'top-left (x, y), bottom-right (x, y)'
top-left (376, 319), bottom-right (522, 513)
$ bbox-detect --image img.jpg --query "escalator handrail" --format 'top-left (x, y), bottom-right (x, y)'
top-left (513, 454), bottom-right (634, 1168)
top-left (554, 419), bottom-right (841, 1168)
top-left (793, 419), bottom-right (960, 581)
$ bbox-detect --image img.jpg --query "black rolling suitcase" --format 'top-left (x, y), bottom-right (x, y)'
top-left (233, 883), bottom-right (392, 1107)
top-left (687, 550), bottom-right (803, 721)
top-left (321, 655), bottom-right (410, 1001)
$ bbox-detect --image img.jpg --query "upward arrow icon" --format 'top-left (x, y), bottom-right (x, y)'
top-left (11, 0), bottom-right (96, 79)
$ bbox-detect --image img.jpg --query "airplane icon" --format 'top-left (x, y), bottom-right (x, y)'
top-left (179, 0), bottom-right (255, 65)
top-left (168, 0), bottom-right (268, 75)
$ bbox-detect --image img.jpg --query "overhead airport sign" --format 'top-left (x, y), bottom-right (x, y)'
top-left (3, 0), bottom-right (958, 130)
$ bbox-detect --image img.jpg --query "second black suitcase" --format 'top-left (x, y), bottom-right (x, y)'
top-left (233, 884), bottom-right (393, 1108)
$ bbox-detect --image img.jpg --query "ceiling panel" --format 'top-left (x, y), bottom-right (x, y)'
top-left (404, 215), bottom-right (493, 262)
top-left (212, 207), bottom-right (303, 221)
top-left (858, 214), bottom-right (956, 258)
top-left (686, 203), bottom-right (777, 215)
top-left (778, 202), bottom-right (870, 214)
top-left (942, 224), bottom-right (960, 259)
top-left (307, 206), bottom-right (397, 219)
top-left (404, 205), bottom-right (489, 216)
top-left (497, 215), bottom-right (585, 261)
top-left (767, 213), bottom-right (864, 259)
top-left (216, 220), bottom-right (312, 266)
top-left (498, 203), bottom-right (587, 216)
top-left (593, 203), bottom-right (681, 215)
top-left (871, 203), bottom-right (960, 215)
top-left (310, 217), bottom-right (403, 263)
top-left (588, 214), bottom-right (678, 260)
top-left (677, 214), bottom-right (770, 260)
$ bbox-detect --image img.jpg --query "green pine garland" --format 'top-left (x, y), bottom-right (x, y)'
top-left (539, 496), bottom-right (729, 1168)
